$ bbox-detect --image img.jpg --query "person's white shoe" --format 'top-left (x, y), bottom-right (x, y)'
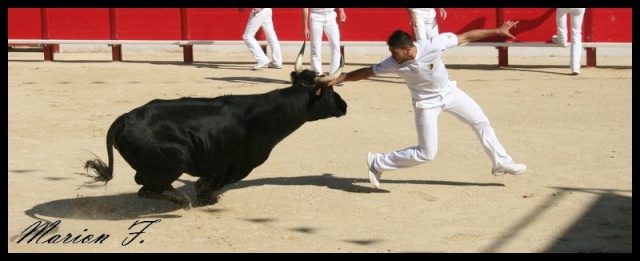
top-left (551, 35), bottom-right (568, 47)
top-left (367, 153), bottom-right (382, 188)
top-left (492, 162), bottom-right (527, 176)
top-left (252, 59), bottom-right (270, 70)
top-left (267, 62), bottom-right (282, 69)
top-left (571, 69), bottom-right (581, 75)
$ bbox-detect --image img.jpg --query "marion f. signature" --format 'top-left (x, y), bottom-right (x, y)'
top-left (15, 219), bottom-right (161, 246)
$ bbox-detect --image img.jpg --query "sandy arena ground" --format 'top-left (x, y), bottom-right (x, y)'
top-left (8, 49), bottom-right (632, 253)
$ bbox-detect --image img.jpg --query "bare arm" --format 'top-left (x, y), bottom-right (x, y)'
top-left (456, 20), bottom-right (519, 46)
top-left (329, 67), bottom-right (375, 86)
top-left (338, 8), bottom-right (346, 23)
top-left (407, 8), bottom-right (417, 27)
top-left (303, 8), bottom-right (309, 39)
top-left (439, 8), bottom-right (447, 20)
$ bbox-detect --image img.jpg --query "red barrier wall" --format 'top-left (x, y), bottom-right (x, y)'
top-left (8, 8), bottom-right (42, 39)
top-left (8, 8), bottom-right (632, 43)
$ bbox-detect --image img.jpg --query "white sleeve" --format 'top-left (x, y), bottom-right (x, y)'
top-left (437, 32), bottom-right (458, 49)
top-left (372, 57), bottom-right (396, 75)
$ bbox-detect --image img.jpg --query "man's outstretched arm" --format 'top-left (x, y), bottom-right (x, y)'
top-left (457, 20), bottom-right (519, 46)
top-left (330, 67), bottom-right (376, 85)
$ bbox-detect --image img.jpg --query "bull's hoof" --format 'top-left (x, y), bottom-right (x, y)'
top-left (180, 201), bottom-right (192, 210)
top-left (196, 195), bottom-right (219, 206)
top-left (165, 191), bottom-right (192, 209)
top-left (138, 188), bottom-right (192, 209)
top-left (165, 184), bottom-right (178, 192)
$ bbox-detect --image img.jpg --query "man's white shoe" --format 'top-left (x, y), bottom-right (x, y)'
top-left (551, 35), bottom-right (568, 47)
top-left (252, 59), bottom-right (270, 70)
top-left (492, 162), bottom-right (527, 176)
top-left (367, 153), bottom-right (382, 188)
top-left (267, 62), bottom-right (282, 69)
top-left (571, 69), bottom-right (581, 75)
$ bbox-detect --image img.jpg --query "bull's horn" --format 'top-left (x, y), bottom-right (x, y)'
top-left (316, 54), bottom-right (344, 84)
top-left (294, 41), bottom-right (305, 74)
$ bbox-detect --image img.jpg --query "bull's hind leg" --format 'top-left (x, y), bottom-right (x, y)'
top-left (194, 177), bottom-right (223, 206)
top-left (138, 187), bottom-right (192, 210)
top-left (195, 170), bottom-right (252, 206)
top-left (135, 172), bottom-right (192, 209)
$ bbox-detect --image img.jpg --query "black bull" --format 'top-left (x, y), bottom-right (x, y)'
top-left (84, 42), bottom-right (346, 209)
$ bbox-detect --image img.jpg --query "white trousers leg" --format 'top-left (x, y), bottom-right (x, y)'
top-left (309, 11), bottom-right (340, 74)
top-left (569, 8), bottom-right (585, 71)
top-left (556, 8), bottom-right (585, 71)
top-left (309, 13), bottom-right (325, 74)
top-left (555, 9), bottom-right (570, 43)
top-left (259, 9), bottom-right (282, 66)
top-left (242, 9), bottom-right (270, 62)
top-left (372, 83), bottom-right (513, 172)
top-left (412, 8), bottom-right (438, 40)
top-left (324, 14), bottom-right (341, 74)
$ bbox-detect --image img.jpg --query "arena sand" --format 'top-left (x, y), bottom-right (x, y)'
top-left (8, 50), bottom-right (631, 253)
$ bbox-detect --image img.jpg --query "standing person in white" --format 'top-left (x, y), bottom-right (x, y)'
top-left (240, 8), bottom-right (282, 70)
top-left (551, 8), bottom-right (586, 75)
top-left (329, 22), bottom-right (527, 189)
top-left (407, 8), bottom-right (447, 40)
top-left (302, 8), bottom-right (346, 78)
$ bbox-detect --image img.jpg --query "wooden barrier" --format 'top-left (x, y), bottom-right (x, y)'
top-left (463, 42), bottom-right (632, 67)
top-left (7, 39), bottom-right (216, 62)
top-left (8, 39), bottom-right (631, 68)
top-left (336, 41), bottom-right (632, 68)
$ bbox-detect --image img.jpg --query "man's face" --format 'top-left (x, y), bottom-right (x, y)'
top-left (389, 45), bottom-right (410, 64)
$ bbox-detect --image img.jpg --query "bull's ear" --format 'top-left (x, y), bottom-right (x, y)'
top-left (314, 87), bottom-right (322, 96)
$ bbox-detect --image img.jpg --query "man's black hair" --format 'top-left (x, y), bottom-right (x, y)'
top-left (387, 30), bottom-right (414, 48)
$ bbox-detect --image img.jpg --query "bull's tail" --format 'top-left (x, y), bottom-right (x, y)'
top-left (83, 115), bottom-right (125, 184)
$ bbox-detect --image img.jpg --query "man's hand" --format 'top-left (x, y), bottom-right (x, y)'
top-left (498, 20), bottom-right (519, 39)
top-left (328, 73), bottom-right (346, 86)
top-left (439, 8), bottom-right (447, 20)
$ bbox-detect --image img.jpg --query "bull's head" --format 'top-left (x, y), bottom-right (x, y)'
top-left (290, 41), bottom-right (344, 89)
top-left (289, 41), bottom-right (347, 120)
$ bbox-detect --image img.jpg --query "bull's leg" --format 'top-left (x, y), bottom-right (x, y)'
top-left (135, 171), bottom-right (191, 209)
top-left (135, 172), bottom-right (177, 191)
top-left (195, 170), bottom-right (252, 206)
top-left (194, 177), bottom-right (223, 205)
top-left (138, 186), bottom-right (192, 210)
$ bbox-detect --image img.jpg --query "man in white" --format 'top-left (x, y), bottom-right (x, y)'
top-left (407, 8), bottom-right (447, 40)
top-left (551, 8), bottom-right (586, 75)
top-left (330, 21), bottom-right (527, 189)
top-left (303, 8), bottom-right (346, 78)
top-left (240, 8), bottom-right (282, 70)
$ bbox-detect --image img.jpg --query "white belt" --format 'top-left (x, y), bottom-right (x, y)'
top-left (414, 81), bottom-right (456, 109)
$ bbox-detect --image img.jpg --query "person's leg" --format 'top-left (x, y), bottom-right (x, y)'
top-left (443, 85), bottom-right (519, 171)
top-left (309, 13), bottom-right (325, 74)
top-left (324, 12), bottom-right (341, 75)
top-left (372, 99), bottom-right (441, 172)
top-left (555, 8), bottom-right (570, 43)
top-left (424, 9), bottom-right (439, 40)
top-left (412, 14), bottom-right (427, 40)
top-left (569, 8), bottom-right (586, 73)
top-left (260, 9), bottom-right (282, 67)
top-left (425, 20), bottom-right (439, 40)
top-left (242, 11), bottom-right (269, 63)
